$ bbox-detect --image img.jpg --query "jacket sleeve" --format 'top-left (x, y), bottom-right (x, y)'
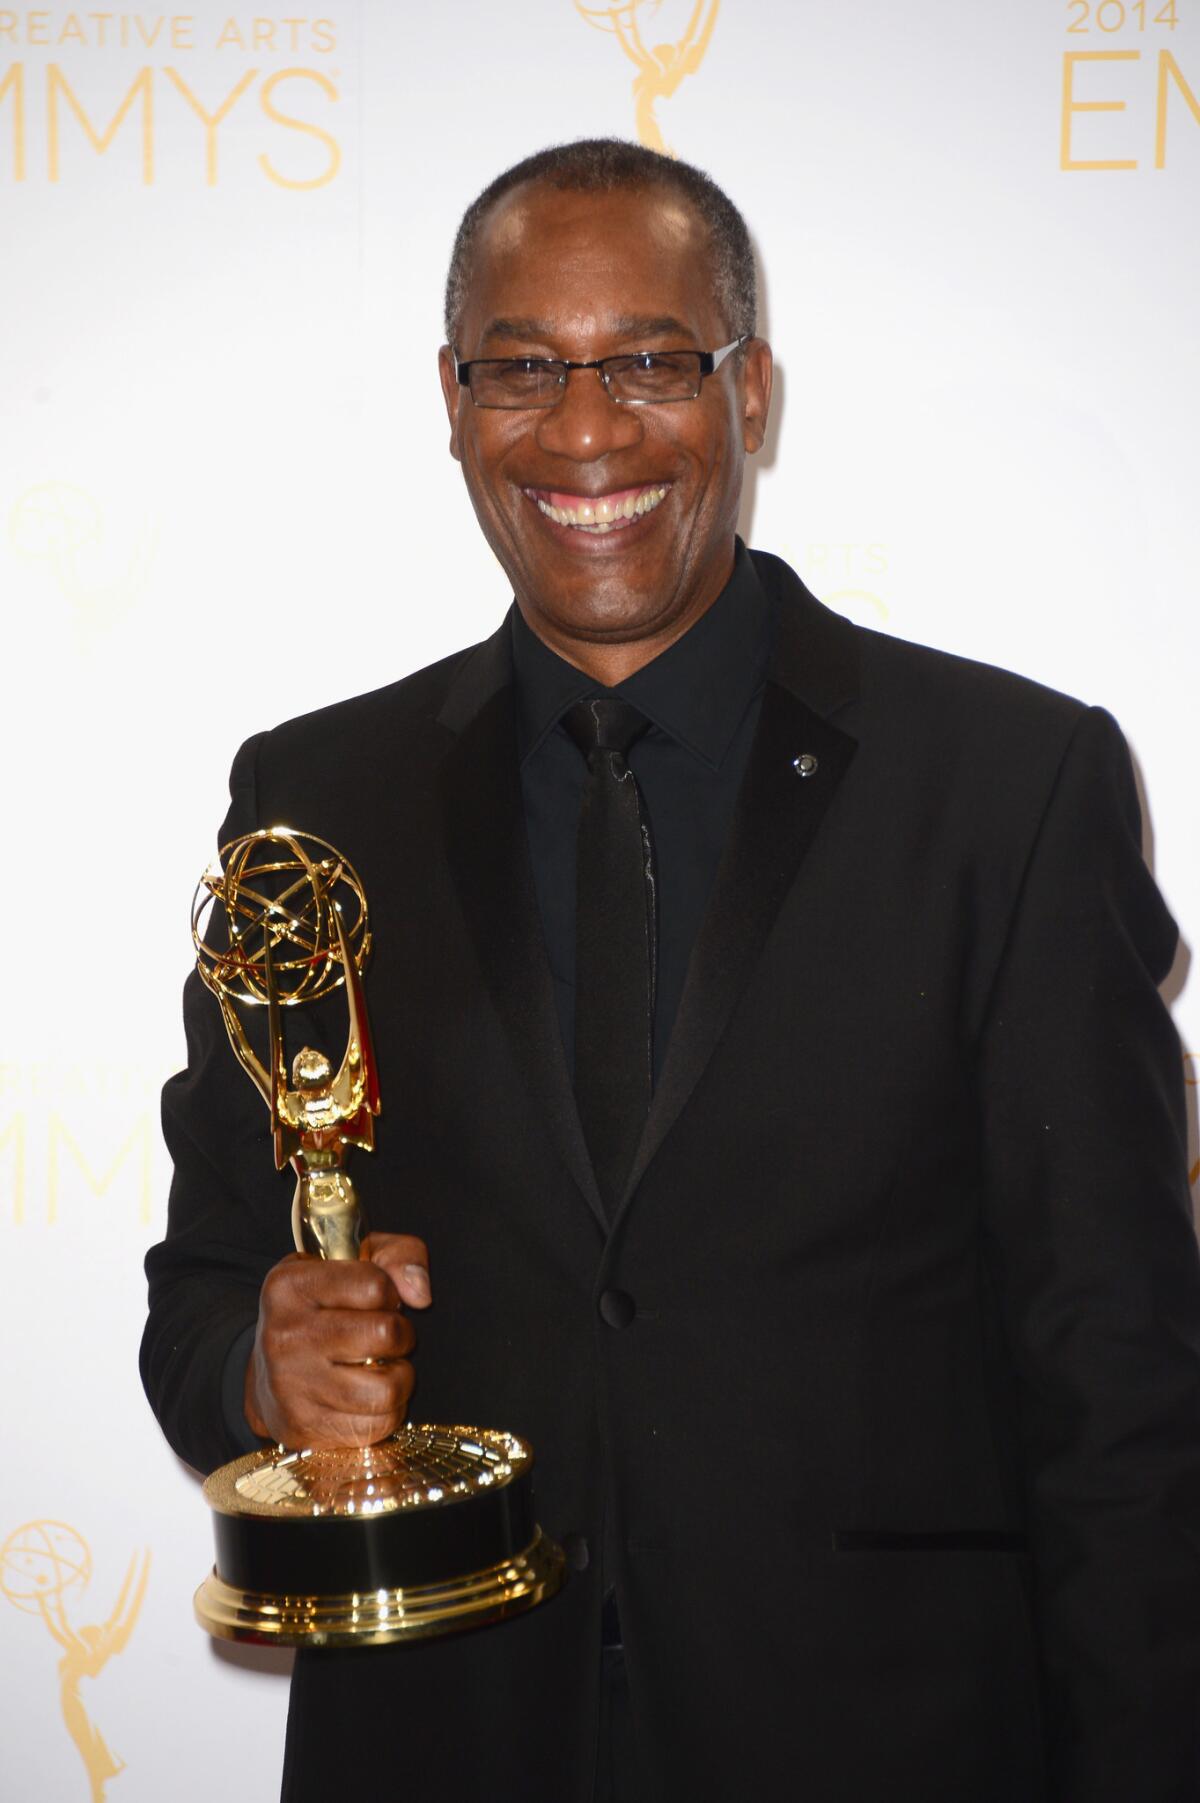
top-left (975, 705), bottom-right (1200, 1801)
top-left (139, 731), bottom-right (290, 1474)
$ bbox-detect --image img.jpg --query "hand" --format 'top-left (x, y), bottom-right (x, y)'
top-left (244, 1232), bottom-right (432, 1450)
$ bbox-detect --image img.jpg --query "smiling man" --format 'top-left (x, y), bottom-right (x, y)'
top-left (143, 141), bottom-right (1200, 1803)
top-left (436, 171), bottom-right (770, 682)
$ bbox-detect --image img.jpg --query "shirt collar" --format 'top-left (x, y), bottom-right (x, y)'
top-left (511, 539), bottom-right (774, 771)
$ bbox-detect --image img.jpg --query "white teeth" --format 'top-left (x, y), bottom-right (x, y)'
top-left (533, 485), bottom-right (668, 531)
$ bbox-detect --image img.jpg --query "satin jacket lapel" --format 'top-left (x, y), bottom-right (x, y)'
top-left (436, 623), bottom-right (606, 1228)
top-left (618, 560), bottom-right (861, 1210)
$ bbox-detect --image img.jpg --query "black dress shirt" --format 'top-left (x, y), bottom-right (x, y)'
top-left (512, 539), bottom-right (775, 1088)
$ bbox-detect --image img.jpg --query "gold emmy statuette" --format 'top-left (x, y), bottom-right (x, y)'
top-left (189, 828), bottom-right (565, 1648)
top-left (574, 0), bottom-right (720, 154)
top-left (1, 1520), bottom-right (150, 1803)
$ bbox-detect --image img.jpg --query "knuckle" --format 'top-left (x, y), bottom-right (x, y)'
top-left (358, 1362), bottom-right (411, 1412)
top-left (259, 1271), bottom-right (288, 1313)
top-left (390, 1359), bottom-right (415, 1406)
top-left (358, 1267), bottom-right (394, 1310)
top-left (265, 1252), bottom-right (305, 1291)
top-left (271, 1317), bottom-right (307, 1357)
top-left (369, 1313), bottom-right (396, 1353)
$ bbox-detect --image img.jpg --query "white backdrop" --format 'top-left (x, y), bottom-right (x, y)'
top-left (1, 2), bottom-right (1197, 1796)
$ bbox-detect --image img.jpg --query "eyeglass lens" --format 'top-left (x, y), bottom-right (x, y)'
top-left (468, 352), bottom-right (704, 409)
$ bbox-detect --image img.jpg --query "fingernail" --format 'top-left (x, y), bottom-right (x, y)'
top-left (402, 1263), bottom-right (431, 1304)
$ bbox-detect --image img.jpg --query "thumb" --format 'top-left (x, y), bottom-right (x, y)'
top-left (360, 1230), bottom-right (432, 1309)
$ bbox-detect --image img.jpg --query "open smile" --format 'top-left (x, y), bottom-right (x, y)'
top-left (522, 482), bottom-right (671, 535)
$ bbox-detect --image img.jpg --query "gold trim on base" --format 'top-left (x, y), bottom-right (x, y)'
top-left (202, 1424), bottom-right (530, 1519)
top-left (194, 1527), bottom-right (566, 1647)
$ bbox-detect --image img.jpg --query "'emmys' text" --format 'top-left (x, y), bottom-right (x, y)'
top-left (0, 60), bottom-right (342, 184)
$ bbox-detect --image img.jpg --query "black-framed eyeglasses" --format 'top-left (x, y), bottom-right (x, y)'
top-left (455, 336), bottom-right (749, 410)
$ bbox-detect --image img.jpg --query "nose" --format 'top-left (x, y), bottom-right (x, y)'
top-left (534, 366), bottom-right (644, 463)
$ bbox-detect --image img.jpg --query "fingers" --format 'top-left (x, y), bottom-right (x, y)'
top-left (318, 1306), bottom-right (416, 1366)
top-left (293, 1354), bottom-right (416, 1429)
top-left (361, 1232), bottom-right (432, 1309)
top-left (330, 1358), bottom-right (415, 1419)
top-left (246, 1239), bottom-right (428, 1451)
top-left (267, 1251), bottom-right (402, 1313)
top-left (251, 1357), bottom-right (416, 1451)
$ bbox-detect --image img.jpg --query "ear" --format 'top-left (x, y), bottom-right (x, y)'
top-left (438, 345), bottom-right (463, 463)
top-left (740, 337), bottom-right (773, 456)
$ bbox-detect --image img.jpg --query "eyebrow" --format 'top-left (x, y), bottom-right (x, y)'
top-left (612, 314), bottom-right (696, 342)
top-left (476, 314), bottom-right (697, 350)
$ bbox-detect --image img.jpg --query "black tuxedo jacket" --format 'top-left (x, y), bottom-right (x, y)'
top-left (143, 550), bottom-right (1200, 1803)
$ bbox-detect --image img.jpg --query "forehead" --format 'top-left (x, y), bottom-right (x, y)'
top-left (463, 180), bottom-right (721, 344)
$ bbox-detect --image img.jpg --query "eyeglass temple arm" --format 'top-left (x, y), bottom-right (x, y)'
top-left (704, 335), bottom-right (751, 375)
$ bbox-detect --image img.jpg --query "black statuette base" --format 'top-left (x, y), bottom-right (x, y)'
top-left (195, 1425), bottom-right (566, 1649)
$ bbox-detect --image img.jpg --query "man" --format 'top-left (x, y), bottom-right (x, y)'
top-left (142, 139), bottom-right (1200, 1802)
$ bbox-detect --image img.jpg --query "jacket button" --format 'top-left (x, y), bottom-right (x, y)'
top-left (599, 1288), bottom-right (636, 1329)
top-left (562, 1533), bottom-right (590, 1572)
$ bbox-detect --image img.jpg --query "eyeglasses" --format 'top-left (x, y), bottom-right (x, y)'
top-left (455, 336), bottom-right (749, 410)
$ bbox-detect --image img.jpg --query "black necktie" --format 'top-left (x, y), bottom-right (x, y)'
top-left (563, 697), bottom-right (656, 1212)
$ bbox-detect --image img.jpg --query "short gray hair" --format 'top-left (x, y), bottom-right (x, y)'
top-left (443, 137), bottom-right (756, 348)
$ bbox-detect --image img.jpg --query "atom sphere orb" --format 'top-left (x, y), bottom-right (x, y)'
top-left (192, 827), bottom-right (371, 1009)
top-left (1, 1520), bottom-right (91, 1616)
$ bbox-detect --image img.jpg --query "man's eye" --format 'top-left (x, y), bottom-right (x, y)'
top-left (499, 359), bottom-right (550, 379)
top-left (610, 351), bottom-right (696, 400)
